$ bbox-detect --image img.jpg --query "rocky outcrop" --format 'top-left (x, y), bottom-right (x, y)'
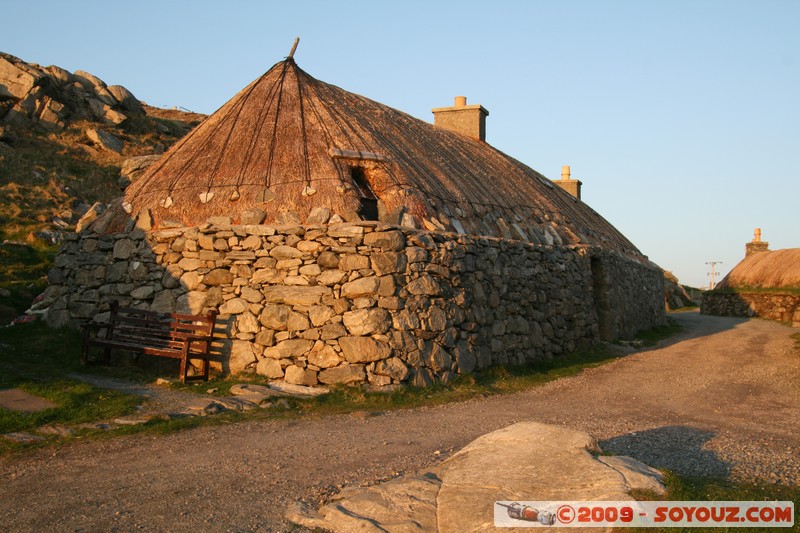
top-left (118, 154), bottom-right (161, 189)
top-left (287, 422), bottom-right (666, 532)
top-left (664, 271), bottom-right (695, 310)
top-left (0, 52), bottom-right (144, 131)
top-left (41, 218), bottom-right (666, 388)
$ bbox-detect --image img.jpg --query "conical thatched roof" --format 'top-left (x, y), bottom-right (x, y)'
top-left (121, 57), bottom-right (646, 259)
top-left (717, 248), bottom-right (800, 289)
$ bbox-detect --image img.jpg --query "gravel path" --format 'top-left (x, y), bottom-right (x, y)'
top-left (1, 311), bottom-right (798, 531)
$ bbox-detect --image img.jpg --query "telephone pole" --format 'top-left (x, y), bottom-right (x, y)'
top-left (706, 261), bottom-right (722, 290)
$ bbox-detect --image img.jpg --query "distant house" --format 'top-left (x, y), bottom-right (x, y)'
top-left (45, 54), bottom-right (665, 386)
top-left (702, 230), bottom-right (800, 327)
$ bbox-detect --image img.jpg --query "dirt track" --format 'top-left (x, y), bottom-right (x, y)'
top-left (1, 311), bottom-right (799, 532)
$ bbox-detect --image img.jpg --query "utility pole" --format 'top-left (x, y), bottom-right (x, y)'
top-left (706, 261), bottom-right (722, 290)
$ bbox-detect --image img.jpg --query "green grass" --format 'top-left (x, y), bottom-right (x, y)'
top-left (0, 322), bottom-right (143, 453)
top-left (0, 320), bottom-right (682, 454)
top-left (620, 472), bottom-right (800, 532)
top-left (0, 241), bottom-right (57, 323)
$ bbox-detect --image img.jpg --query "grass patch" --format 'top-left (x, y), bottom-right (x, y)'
top-left (0, 318), bottom-right (687, 454)
top-left (224, 344), bottom-right (626, 417)
top-left (791, 333), bottom-right (800, 352)
top-left (0, 242), bottom-right (56, 323)
top-left (622, 472), bottom-right (799, 532)
top-left (0, 322), bottom-right (143, 454)
top-left (630, 317), bottom-right (683, 347)
top-left (0, 380), bottom-right (140, 433)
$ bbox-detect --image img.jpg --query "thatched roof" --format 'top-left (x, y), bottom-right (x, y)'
top-left (120, 57), bottom-right (647, 259)
top-left (717, 248), bottom-right (800, 289)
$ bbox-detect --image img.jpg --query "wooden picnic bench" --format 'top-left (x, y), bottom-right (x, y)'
top-left (81, 300), bottom-right (218, 382)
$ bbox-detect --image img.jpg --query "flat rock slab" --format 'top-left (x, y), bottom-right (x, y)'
top-left (288, 421), bottom-right (665, 532)
top-left (2, 432), bottom-right (46, 443)
top-left (0, 388), bottom-right (56, 413)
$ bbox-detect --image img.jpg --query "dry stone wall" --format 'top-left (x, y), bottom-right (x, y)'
top-left (702, 291), bottom-right (800, 328)
top-left (43, 220), bottom-right (665, 387)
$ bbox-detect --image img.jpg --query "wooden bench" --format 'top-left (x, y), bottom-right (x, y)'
top-left (81, 300), bottom-right (218, 382)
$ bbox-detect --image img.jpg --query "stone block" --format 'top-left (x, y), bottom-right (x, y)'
top-left (339, 336), bottom-right (392, 363)
top-left (308, 345), bottom-right (343, 368)
top-left (256, 357), bottom-right (284, 379)
top-left (371, 252), bottom-right (407, 275)
top-left (374, 357), bottom-right (409, 381)
top-left (263, 339), bottom-right (314, 359)
top-left (317, 269), bottom-right (346, 286)
top-left (204, 268), bottom-right (234, 286)
top-left (364, 230), bottom-right (405, 251)
top-left (259, 304), bottom-right (291, 330)
top-left (317, 251), bottom-right (340, 268)
top-left (318, 363), bottom-right (366, 384)
top-left (262, 285), bottom-right (331, 306)
top-left (341, 276), bottom-right (380, 299)
top-left (229, 340), bottom-right (257, 374)
top-left (343, 308), bottom-right (391, 336)
top-left (339, 254), bottom-right (370, 271)
top-left (406, 274), bottom-right (441, 296)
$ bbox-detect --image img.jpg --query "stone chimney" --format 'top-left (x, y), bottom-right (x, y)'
top-left (432, 96), bottom-right (489, 141)
top-left (553, 165), bottom-right (582, 200)
top-left (745, 227), bottom-right (770, 256)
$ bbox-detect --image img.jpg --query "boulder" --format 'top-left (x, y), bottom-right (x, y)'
top-left (0, 54), bottom-right (40, 99)
top-left (107, 84), bottom-right (143, 114)
top-left (288, 422), bottom-right (666, 532)
top-left (85, 128), bottom-right (123, 153)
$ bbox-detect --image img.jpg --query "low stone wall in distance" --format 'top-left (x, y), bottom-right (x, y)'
top-left (702, 291), bottom-right (800, 328)
top-left (44, 220), bottom-right (664, 387)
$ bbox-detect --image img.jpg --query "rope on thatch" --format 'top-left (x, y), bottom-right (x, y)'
top-left (262, 61), bottom-right (291, 191)
top-left (294, 61), bottom-right (312, 190)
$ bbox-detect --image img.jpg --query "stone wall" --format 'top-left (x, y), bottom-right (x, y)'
top-left (43, 220), bottom-right (665, 387)
top-left (702, 291), bottom-right (800, 328)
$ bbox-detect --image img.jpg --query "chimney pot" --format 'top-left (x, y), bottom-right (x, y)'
top-left (431, 96), bottom-right (489, 141)
top-left (553, 165), bottom-right (582, 200)
top-left (745, 228), bottom-right (769, 256)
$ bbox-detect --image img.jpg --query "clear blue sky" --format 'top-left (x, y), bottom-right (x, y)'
top-left (3, 0), bottom-right (798, 288)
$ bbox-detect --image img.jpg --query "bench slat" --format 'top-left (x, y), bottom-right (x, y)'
top-left (81, 300), bottom-right (218, 382)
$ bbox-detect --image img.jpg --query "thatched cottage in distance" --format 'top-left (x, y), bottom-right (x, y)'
top-left (44, 52), bottom-right (665, 387)
top-left (703, 230), bottom-right (800, 328)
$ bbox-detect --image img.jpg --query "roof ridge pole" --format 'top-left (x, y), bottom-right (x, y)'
top-left (287, 37), bottom-right (300, 60)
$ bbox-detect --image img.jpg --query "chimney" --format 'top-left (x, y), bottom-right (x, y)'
top-left (553, 165), bottom-right (582, 200)
top-left (745, 227), bottom-right (770, 256)
top-left (432, 96), bottom-right (489, 141)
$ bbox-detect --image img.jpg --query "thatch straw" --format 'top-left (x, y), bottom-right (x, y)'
top-left (120, 58), bottom-right (647, 260)
top-left (717, 248), bottom-right (800, 289)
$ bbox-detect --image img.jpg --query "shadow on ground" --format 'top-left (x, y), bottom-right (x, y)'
top-left (600, 425), bottom-right (731, 479)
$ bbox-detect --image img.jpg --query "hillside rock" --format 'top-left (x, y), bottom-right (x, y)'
top-left (0, 51), bottom-right (144, 131)
top-left (86, 128), bottom-right (123, 153)
top-left (119, 154), bottom-right (161, 189)
top-left (664, 271), bottom-right (694, 310)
